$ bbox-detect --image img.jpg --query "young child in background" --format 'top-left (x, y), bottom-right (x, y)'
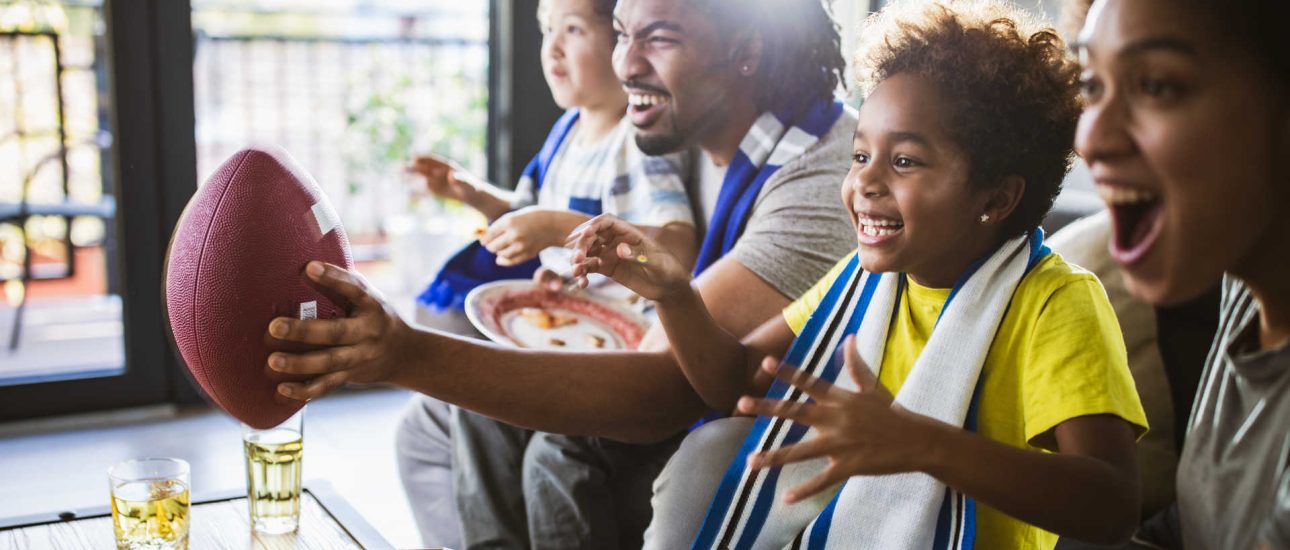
top-left (401, 0), bottom-right (694, 548)
top-left (408, 0), bottom-right (694, 312)
top-left (568, 1), bottom-right (1147, 547)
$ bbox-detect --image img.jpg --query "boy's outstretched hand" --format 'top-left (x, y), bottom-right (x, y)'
top-left (736, 335), bottom-right (942, 504)
top-left (407, 154), bottom-right (479, 204)
top-left (564, 214), bottom-right (692, 302)
top-left (266, 261), bottom-right (417, 402)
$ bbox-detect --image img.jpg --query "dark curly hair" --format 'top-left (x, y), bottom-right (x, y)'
top-left (856, 0), bottom-right (1083, 238)
top-left (697, 0), bottom-right (847, 112)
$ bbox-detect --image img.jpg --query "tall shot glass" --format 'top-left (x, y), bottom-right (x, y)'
top-left (242, 407), bottom-right (304, 534)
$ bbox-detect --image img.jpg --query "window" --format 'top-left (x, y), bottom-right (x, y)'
top-left (0, 1), bottom-right (126, 389)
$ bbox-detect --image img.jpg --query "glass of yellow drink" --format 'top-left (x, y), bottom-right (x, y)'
top-left (242, 407), bottom-right (304, 535)
top-left (108, 457), bottom-right (190, 550)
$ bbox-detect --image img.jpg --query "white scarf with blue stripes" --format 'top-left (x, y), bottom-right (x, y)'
top-left (692, 229), bottom-right (1050, 550)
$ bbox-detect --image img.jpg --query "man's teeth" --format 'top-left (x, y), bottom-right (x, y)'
top-left (1097, 185), bottom-right (1159, 205)
top-left (859, 217), bottom-right (902, 237)
top-left (628, 93), bottom-right (667, 107)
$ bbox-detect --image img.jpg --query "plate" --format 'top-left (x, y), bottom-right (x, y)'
top-left (464, 280), bottom-right (647, 351)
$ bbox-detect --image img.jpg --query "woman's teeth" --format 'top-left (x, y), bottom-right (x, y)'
top-left (628, 93), bottom-right (666, 107)
top-left (1097, 184), bottom-right (1159, 205)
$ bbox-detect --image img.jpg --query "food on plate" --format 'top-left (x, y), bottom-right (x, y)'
top-left (519, 307), bottom-right (578, 329)
top-left (468, 282), bottom-right (647, 350)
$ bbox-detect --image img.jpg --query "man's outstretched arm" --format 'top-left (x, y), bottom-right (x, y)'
top-left (267, 262), bottom-right (707, 444)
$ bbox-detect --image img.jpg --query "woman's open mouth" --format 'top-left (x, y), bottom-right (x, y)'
top-left (857, 215), bottom-right (904, 245)
top-left (627, 92), bottom-right (670, 128)
top-left (1099, 183), bottom-right (1163, 265)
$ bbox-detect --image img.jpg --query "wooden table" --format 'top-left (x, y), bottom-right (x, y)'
top-left (0, 481), bottom-right (393, 549)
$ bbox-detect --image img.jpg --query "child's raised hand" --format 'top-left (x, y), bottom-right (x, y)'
top-left (564, 214), bottom-right (691, 301)
top-left (735, 335), bottom-right (940, 504)
top-left (406, 154), bottom-right (477, 203)
top-left (481, 208), bottom-right (563, 266)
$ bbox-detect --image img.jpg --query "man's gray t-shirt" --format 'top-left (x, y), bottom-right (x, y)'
top-left (1177, 277), bottom-right (1290, 549)
top-left (688, 107), bottom-right (858, 300)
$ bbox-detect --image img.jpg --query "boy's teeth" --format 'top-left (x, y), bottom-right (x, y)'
top-left (1097, 184), bottom-right (1159, 205)
top-left (861, 224), bottom-right (898, 237)
top-left (858, 216), bottom-right (902, 228)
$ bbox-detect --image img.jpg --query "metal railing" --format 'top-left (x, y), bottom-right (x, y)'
top-left (193, 30), bottom-right (489, 250)
top-left (1, 28), bottom-right (116, 350)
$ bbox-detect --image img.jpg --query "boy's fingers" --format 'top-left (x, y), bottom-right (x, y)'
top-left (785, 469), bottom-right (845, 504)
top-left (841, 335), bottom-right (880, 394)
top-left (749, 438), bottom-right (829, 469)
top-left (749, 356), bottom-right (780, 395)
top-left (482, 231), bottom-right (514, 254)
top-left (495, 243), bottom-right (527, 266)
top-left (736, 396), bottom-right (823, 425)
top-left (767, 362), bottom-right (835, 402)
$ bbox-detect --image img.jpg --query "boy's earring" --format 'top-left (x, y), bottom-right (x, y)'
top-left (979, 214), bottom-right (990, 224)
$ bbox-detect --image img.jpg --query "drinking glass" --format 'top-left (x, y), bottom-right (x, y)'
top-left (108, 457), bottom-right (190, 549)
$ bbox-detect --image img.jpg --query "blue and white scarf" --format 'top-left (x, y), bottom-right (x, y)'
top-left (688, 96), bottom-right (844, 428)
top-left (419, 110), bottom-right (594, 311)
top-left (694, 97), bottom-right (844, 274)
top-left (692, 229), bottom-right (1050, 550)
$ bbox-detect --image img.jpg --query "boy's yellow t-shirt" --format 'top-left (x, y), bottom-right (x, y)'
top-left (782, 251), bottom-right (1148, 550)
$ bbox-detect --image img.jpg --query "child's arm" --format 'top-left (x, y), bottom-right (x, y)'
top-left (739, 337), bottom-right (1141, 545)
top-left (407, 155), bottom-right (513, 221)
top-left (568, 215), bottom-right (793, 411)
top-left (482, 208), bottom-right (591, 266)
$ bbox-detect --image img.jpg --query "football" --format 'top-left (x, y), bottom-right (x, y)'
top-left (164, 146), bottom-right (353, 429)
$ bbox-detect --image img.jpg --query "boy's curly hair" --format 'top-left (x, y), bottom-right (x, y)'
top-left (855, 0), bottom-right (1082, 238)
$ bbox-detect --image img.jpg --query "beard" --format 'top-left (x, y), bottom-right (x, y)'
top-left (633, 109), bottom-right (696, 155)
top-left (634, 130), bottom-right (686, 156)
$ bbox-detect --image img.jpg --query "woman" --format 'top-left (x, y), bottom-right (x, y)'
top-left (1076, 0), bottom-right (1290, 547)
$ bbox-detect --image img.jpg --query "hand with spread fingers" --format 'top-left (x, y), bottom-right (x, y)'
top-left (266, 261), bottom-right (417, 402)
top-left (735, 335), bottom-right (941, 504)
top-left (564, 213), bottom-right (691, 302)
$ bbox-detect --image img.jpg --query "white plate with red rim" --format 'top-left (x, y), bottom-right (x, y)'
top-left (465, 280), bottom-right (648, 351)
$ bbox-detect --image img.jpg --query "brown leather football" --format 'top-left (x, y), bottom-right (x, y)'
top-left (165, 146), bottom-right (353, 428)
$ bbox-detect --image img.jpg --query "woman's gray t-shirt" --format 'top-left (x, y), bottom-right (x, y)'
top-left (1177, 277), bottom-right (1290, 549)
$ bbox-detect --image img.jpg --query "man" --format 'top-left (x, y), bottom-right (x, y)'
top-left (268, 0), bottom-right (856, 547)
